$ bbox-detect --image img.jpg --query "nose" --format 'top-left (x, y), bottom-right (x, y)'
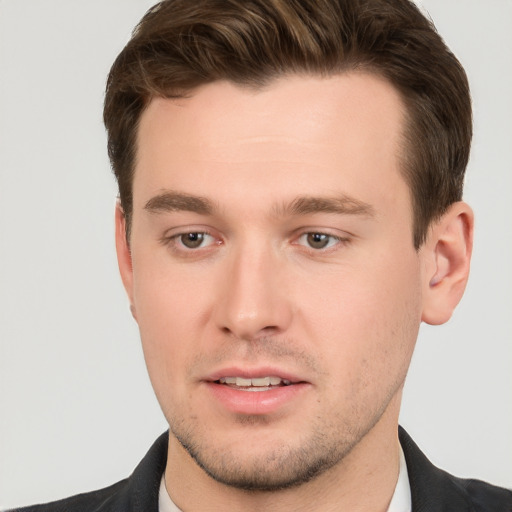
top-left (213, 242), bottom-right (293, 340)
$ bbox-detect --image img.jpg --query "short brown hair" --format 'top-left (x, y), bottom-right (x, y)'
top-left (104, 0), bottom-right (471, 248)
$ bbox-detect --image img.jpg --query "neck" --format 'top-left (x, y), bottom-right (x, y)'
top-left (165, 395), bottom-right (402, 512)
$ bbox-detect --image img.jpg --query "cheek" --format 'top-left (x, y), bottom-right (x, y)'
top-left (130, 255), bottom-right (212, 392)
top-left (299, 249), bottom-right (422, 383)
top-left (132, 242), bottom-right (210, 328)
top-left (132, 278), bottom-right (205, 421)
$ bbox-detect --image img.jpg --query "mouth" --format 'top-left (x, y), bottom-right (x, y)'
top-left (204, 370), bottom-right (309, 414)
top-left (215, 376), bottom-right (292, 392)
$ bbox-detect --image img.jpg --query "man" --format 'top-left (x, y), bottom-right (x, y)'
top-left (9, 0), bottom-right (511, 510)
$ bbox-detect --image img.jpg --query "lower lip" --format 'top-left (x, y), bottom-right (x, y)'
top-left (205, 382), bottom-right (310, 415)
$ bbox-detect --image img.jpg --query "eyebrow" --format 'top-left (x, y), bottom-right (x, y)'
top-left (144, 191), bottom-right (214, 215)
top-left (279, 195), bottom-right (375, 218)
top-left (144, 190), bottom-right (375, 218)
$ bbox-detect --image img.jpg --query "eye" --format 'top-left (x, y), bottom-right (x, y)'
top-left (298, 232), bottom-right (342, 250)
top-left (176, 232), bottom-right (215, 249)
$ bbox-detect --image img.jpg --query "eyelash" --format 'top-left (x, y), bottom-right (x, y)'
top-left (295, 232), bottom-right (348, 252)
top-left (161, 231), bottom-right (219, 252)
top-left (160, 230), bottom-right (350, 255)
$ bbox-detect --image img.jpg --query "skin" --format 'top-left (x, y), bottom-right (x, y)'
top-left (116, 74), bottom-right (473, 511)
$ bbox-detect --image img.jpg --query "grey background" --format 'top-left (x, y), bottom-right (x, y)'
top-left (1, 0), bottom-right (511, 508)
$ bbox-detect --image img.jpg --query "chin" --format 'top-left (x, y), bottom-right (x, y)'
top-left (170, 420), bottom-right (357, 491)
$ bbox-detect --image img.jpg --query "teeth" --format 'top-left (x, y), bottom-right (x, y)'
top-left (251, 377), bottom-right (270, 386)
top-left (218, 376), bottom-right (291, 387)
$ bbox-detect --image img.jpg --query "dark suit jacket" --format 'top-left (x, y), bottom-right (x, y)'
top-left (9, 428), bottom-right (512, 511)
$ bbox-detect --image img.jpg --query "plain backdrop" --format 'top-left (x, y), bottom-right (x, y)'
top-left (1, 0), bottom-right (511, 508)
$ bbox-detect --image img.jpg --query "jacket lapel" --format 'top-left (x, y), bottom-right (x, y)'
top-left (399, 427), bottom-right (474, 512)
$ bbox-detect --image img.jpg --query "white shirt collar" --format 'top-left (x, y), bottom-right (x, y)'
top-left (159, 476), bottom-right (181, 512)
top-left (158, 447), bottom-right (411, 512)
top-left (386, 445), bottom-right (412, 512)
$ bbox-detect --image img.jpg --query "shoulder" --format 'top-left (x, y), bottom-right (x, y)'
top-left (448, 474), bottom-right (512, 512)
top-left (7, 432), bottom-right (168, 512)
top-left (399, 426), bottom-right (512, 511)
top-left (5, 479), bottom-right (129, 512)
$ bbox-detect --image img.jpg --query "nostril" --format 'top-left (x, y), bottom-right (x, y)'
top-left (254, 325), bottom-right (280, 335)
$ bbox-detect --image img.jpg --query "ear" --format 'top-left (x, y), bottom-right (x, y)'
top-left (115, 202), bottom-right (137, 321)
top-left (421, 202), bottom-right (474, 325)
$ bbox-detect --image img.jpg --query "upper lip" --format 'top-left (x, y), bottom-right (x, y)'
top-left (204, 366), bottom-right (307, 384)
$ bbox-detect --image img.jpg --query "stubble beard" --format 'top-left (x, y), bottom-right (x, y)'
top-left (168, 409), bottom-right (383, 492)
top-left (162, 336), bottom-right (411, 492)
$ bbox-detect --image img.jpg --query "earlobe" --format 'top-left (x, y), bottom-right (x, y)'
top-left (421, 202), bottom-right (474, 325)
top-left (115, 203), bottom-right (137, 321)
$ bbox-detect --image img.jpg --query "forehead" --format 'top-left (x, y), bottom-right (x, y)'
top-left (134, 73), bottom-right (407, 212)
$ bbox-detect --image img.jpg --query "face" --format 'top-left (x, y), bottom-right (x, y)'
top-left (119, 74), bottom-right (427, 490)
